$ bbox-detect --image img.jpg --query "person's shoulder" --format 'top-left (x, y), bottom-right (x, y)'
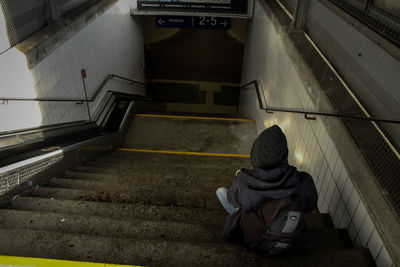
top-left (297, 171), bottom-right (312, 179)
top-left (296, 171), bottom-right (316, 184)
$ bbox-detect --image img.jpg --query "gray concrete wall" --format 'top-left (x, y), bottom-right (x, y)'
top-left (0, 4), bottom-right (9, 53)
top-left (0, 0), bottom-right (97, 48)
top-left (305, 0), bottom-right (400, 149)
top-left (0, 0), bottom-right (47, 46)
top-left (239, 0), bottom-right (396, 266)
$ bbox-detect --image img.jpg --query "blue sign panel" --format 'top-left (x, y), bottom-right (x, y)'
top-left (193, 17), bottom-right (231, 30)
top-left (156, 16), bottom-right (193, 28)
top-left (156, 16), bottom-right (231, 30)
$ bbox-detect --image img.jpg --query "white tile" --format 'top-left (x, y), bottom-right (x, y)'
top-left (339, 210), bottom-right (351, 229)
top-left (310, 135), bottom-right (318, 159)
top-left (358, 214), bottom-right (375, 247)
top-left (329, 146), bottom-right (339, 167)
top-left (304, 127), bottom-right (312, 149)
top-left (337, 167), bottom-right (349, 193)
top-left (348, 222), bottom-right (358, 242)
top-left (352, 201), bottom-right (367, 233)
top-left (368, 229), bottom-right (384, 259)
top-left (313, 118), bottom-right (322, 138)
top-left (312, 142), bottom-right (322, 174)
top-left (313, 149), bottom-right (323, 178)
top-left (328, 186), bottom-right (341, 217)
top-left (314, 119), bottom-right (323, 139)
top-left (332, 199), bottom-right (346, 228)
top-left (321, 132), bottom-right (331, 156)
top-left (318, 168), bottom-right (331, 200)
top-left (320, 199), bottom-right (330, 213)
top-left (353, 236), bottom-right (362, 249)
top-left (318, 127), bottom-right (329, 152)
top-left (342, 179), bottom-right (355, 205)
top-left (347, 189), bottom-right (361, 218)
top-left (310, 116), bottom-right (318, 130)
top-left (48, 72), bottom-right (57, 90)
top-left (323, 176), bottom-right (335, 211)
top-left (316, 160), bottom-right (328, 192)
top-left (375, 246), bottom-right (393, 267)
top-left (325, 138), bottom-right (334, 163)
top-left (331, 153), bottom-right (342, 179)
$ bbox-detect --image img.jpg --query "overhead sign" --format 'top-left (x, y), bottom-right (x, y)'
top-left (136, 0), bottom-right (253, 18)
top-left (156, 16), bottom-right (193, 28)
top-left (156, 16), bottom-right (231, 30)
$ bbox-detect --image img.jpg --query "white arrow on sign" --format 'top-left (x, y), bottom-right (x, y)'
top-left (220, 21), bottom-right (228, 27)
top-left (158, 18), bottom-right (165, 25)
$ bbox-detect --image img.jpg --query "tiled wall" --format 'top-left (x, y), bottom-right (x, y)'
top-left (239, 1), bottom-right (393, 266)
top-left (0, 0), bottom-right (144, 133)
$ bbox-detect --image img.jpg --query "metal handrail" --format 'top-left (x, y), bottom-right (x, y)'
top-left (240, 80), bottom-right (400, 124)
top-left (0, 74), bottom-right (145, 103)
top-left (0, 74), bottom-right (149, 138)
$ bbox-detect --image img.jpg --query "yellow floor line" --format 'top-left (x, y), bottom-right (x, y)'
top-left (118, 148), bottom-right (250, 158)
top-left (134, 114), bottom-right (255, 122)
top-left (0, 255), bottom-right (142, 267)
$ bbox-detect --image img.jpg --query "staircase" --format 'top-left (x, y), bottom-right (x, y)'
top-left (0, 114), bottom-right (375, 266)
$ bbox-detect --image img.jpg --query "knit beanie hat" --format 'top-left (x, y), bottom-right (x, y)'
top-left (250, 125), bottom-right (288, 169)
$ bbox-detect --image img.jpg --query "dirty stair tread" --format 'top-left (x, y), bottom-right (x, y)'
top-left (85, 158), bottom-right (252, 171)
top-left (93, 152), bottom-right (252, 169)
top-left (64, 167), bottom-right (236, 184)
top-left (1, 111), bottom-right (376, 266)
top-left (0, 229), bottom-right (375, 266)
top-left (75, 165), bottom-right (241, 176)
top-left (0, 209), bottom-right (348, 248)
top-left (12, 196), bottom-right (333, 229)
top-left (36, 185), bottom-right (221, 210)
top-left (46, 178), bottom-right (350, 239)
top-left (0, 209), bottom-right (224, 243)
top-left (123, 116), bottom-right (257, 155)
top-left (52, 177), bottom-right (227, 192)
top-left (11, 196), bottom-right (225, 227)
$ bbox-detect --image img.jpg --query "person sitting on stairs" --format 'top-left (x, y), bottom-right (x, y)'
top-left (216, 124), bottom-right (318, 250)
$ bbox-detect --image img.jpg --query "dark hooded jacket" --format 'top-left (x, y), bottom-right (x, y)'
top-left (223, 125), bottom-right (318, 240)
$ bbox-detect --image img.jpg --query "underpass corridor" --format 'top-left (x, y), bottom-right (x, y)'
top-left (0, 0), bottom-right (399, 266)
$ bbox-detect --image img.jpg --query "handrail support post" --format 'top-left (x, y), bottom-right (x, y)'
top-left (305, 113), bottom-right (316, 120)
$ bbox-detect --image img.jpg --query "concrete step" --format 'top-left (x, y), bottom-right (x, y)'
top-left (11, 197), bottom-right (332, 229)
top-left (65, 165), bottom-right (236, 185)
top-left (0, 209), bottom-right (224, 243)
top-left (64, 171), bottom-right (117, 181)
top-left (0, 209), bottom-right (351, 248)
top-left (94, 151), bottom-right (252, 169)
top-left (76, 164), bottom-right (237, 176)
top-left (308, 212), bottom-right (334, 228)
top-left (33, 186), bottom-right (222, 210)
top-left (52, 177), bottom-right (223, 192)
top-left (123, 116), bottom-right (257, 155)
top-left (59, 173), bottom-right (232, 192)
top-left (0, 229), bottom-right (375, 266)
top-left (0, 209), bottom-right (347, 248)
top-left (11, 197), bottom-right (225, 228)
top-left (76, 165), bottom-right (119, 174)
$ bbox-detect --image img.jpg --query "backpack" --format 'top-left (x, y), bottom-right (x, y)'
top-left (240, 198), bottom-right (305, 255)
